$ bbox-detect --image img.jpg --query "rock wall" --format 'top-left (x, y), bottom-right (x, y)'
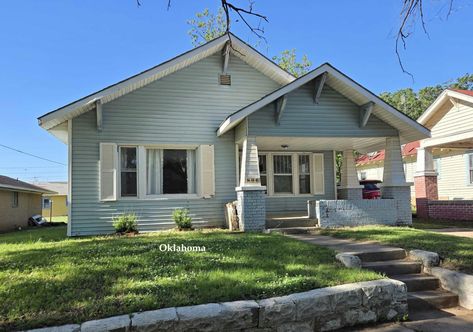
top-left (28, 279), bottom-right (407, 332)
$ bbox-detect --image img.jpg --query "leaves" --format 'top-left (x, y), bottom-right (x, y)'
top-left (380, 73), bottom-right (473, 119)
top-left (272, 49), bottom-right (312, 78)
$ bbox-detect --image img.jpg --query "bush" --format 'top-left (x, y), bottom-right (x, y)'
top-left (173, 209), bottom-right (193, 229)
top-left (112, 213), bottom-right (138, 233)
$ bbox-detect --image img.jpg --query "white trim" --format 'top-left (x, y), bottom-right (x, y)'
top-left (418, 89), bottom-right (473, 125)
top-left (67, 119), bottom-right (72, 237)
top-left (217, 63), bottom-right (430, 139)
top-left (38, 33), bottom-right (294, 131)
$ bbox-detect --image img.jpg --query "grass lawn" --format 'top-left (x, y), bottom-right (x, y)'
top-left (412, 218), bottom-right (473, 229)
top-left (319, 226), bottom-right (473, 274)
top-left (0, 227), bottom-right (380, 331)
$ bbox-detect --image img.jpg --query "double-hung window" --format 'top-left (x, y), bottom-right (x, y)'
top-left (273, 155), bottom-right (293, 194)
top-left (120, 147), bottom-right (137, 197)
top-left (146, 148), bottom-right (195, 195)
top-left (12, 191), bottom-right (18, 208)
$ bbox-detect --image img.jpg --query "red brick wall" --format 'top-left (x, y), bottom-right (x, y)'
top-left (428, 200), bottom-right (473, 221)
top-left (414, 176), bottom-right (438, 218)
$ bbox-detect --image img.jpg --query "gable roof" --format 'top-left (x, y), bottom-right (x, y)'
top-left (356, 141), bottom-right (420, 166)
top-left (33, 181), bottom-right (68, 196)
top-left (38, 33), bottom-right (295, 132)
top-left (418, 88), bottom-right (473, 126)
top-left (0, 175), bottom-right (56, 194)
top-left (217, 63), bottom-right (430, 144)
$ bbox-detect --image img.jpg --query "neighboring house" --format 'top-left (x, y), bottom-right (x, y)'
top-left (34, 182), bottom-right (68, 217)
top-left (38, 33), bottom-right (429, 236)
top-left (0, 175), bottom-right (55, 232)
top-left (357, 89), bottom-right (473, 203)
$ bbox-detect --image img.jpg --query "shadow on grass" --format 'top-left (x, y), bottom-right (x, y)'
top-left (0, 230), bottom-right (380, 330)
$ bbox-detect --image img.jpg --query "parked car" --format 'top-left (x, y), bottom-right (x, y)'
top-left (360, 180), bottom-right (381, 199)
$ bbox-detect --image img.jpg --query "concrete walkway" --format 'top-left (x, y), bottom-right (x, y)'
top-left (424, 228), bottom-right (473, 238)
top-left (288, 233), bottom-right (473, 332)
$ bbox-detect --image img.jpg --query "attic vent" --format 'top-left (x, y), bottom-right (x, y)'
top-left (219, 74), bottom-right (231, 86)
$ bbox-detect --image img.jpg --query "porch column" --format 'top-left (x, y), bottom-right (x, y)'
top-left (414, 147), bottom-right (438, 219)
top-left (236, 136), bottom-right (266, 231)
top-left (380, 136), bottom-right (412, 225)
top-left (338, 149), bottom-right (363, 199)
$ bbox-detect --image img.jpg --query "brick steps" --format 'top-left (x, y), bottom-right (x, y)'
top-left (265, 227), bottom-right (318, 234)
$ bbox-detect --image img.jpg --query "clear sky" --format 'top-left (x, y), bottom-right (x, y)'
top-left (0, 0), bottom-right (472, 182)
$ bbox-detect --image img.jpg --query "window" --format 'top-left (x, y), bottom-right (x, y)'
top-left (299, 155), bottom-right (311, 194)
top-left (120, 147), bottom-right (137, 197)
top-left (12, 191), bottom-right (18, 208)
top-left (43, 197), bottom-right (51, 209)
top-left (273, 155), bottom-right (293, 193)
top-left (360, 171), bottom-right (367, 180)
top-left (259, 154), bottom-right (267, 187)
top-left (468, 154), bottom-right (473, 184)
top-left (146, 148), bottom-right (195, 195)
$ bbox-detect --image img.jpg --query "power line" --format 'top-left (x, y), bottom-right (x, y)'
top-left (0, 166), bottom-right (65, 169)
top-left (0, 144), bottom-right (66, 166)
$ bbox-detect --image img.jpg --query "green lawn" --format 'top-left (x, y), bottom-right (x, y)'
top-left (319, 226), bottom-right (473, 274)
top-left (0, 227), bottom-right (380, 331)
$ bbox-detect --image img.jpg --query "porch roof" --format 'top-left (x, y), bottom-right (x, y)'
top-left (217, 63), bottom-right (431, 145)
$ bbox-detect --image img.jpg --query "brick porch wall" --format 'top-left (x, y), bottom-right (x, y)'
top-left (414, 175), bottom-right (438, 218)
top-left (428, 200), bottom-right (473, 221)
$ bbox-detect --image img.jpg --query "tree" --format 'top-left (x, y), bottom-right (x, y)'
top-left (272, 49), bottom-right (312, 78)
top-left (187, 8), bottom-right (312, 77)
top-left (380, 73), bottom-right (473, 119)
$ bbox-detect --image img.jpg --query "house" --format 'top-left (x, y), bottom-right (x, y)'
top-left (34, 181), bottom-right (68, 218)
top-left (356, 89), bottom-right (473, 207)
top-left (0, 175), bottom-right (55, 232)
top-left (37, 33), bottom-right (430, 236)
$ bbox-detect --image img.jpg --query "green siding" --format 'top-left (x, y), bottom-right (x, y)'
top-left (248, 84), bottom-right (398, 137)
top-left (71, 53), bottom-right (281, 235)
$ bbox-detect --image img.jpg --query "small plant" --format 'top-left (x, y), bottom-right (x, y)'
top-left (173, 208), bottom-right (193, 230)
top-left (112, 213), bottom-right (138, 233)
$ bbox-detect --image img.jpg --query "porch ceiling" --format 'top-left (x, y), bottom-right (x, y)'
top-left (255, 136), bottom-right (390, 153)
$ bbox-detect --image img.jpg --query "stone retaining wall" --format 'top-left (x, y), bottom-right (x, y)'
top-left (314, 200), bottom-right (399, 228)
top-left (28, 279), bottom-right (407, 332)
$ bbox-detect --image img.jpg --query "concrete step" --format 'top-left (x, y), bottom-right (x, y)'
top-left (362, 260), bottom-right (421, 276)
top-left (392, 274), bottom-right (440, 292)
top-left (353, 248), bottom-right (406, 262)
top-left (265, 218), bottom-right (317, 229)
top-left (265, 227), bottom-right (318, 234)
top-left (408, 290), bottom-right (459, 310)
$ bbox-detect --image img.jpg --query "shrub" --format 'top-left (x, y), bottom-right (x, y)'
top-left (172, 209), bottom-right (193, 229)
top-left (112, 213), bottom-right (138, 233)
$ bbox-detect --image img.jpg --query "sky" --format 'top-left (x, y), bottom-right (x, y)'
top-left (0, 0), bottom-right (472, 183)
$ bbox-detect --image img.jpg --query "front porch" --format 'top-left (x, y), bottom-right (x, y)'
top-left (235, 134), bottom-right (413, 231)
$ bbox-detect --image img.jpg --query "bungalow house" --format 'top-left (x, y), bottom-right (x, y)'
top-left (38, 33), bottom-right (430, 236)
top-left (34, 181), bottom-right (68, 218)
top-left (0, 175), bottom-right (54, 232)
top-left (356, 89), bottom-right (473, 208)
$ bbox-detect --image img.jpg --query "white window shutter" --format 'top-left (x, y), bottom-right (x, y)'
top-left (313, 153), bottom-right (325, 195)
top-left (196, 145), bottom-right (215, 198)
top-left (100, 143), bottom-right (117, 201)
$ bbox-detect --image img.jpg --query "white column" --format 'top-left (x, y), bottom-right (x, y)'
top-left (239, 136), bottom-right (262, 187)
top-left (340, 150), bottom-right (361, 188)
top-left (415, 147), bottom-right (437, 177)
top-left (383, 136), bottom-right (407, 186)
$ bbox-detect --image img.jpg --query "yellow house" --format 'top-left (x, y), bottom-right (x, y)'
top-left (34, 182), bottom-right (68, 218)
